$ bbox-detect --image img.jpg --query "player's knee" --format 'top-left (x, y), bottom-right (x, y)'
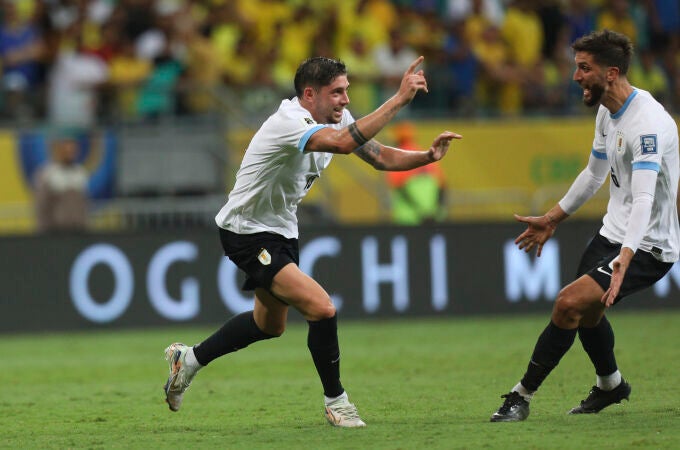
top-left (264, 323), bottom-right (286, 337)
top-left (306, 301), bottom-right (336, 321)
top-left (552, 286), bottom-right (584, 323)
top-left (318, 302), bottom-right (336, 319)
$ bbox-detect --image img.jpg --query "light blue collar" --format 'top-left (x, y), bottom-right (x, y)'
top-left (610, 89), bottom-right (637, 119)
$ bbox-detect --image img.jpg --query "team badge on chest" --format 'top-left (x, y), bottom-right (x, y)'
top-left (615, 130), bottom-right (625, 155)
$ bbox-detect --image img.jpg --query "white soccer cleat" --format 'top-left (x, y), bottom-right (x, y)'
top-left (163, 343), bottom-right (198, 412)
top-left (324, 395), bottom-right (366, 428)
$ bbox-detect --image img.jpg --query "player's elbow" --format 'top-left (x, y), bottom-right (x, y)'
top-left (336, 144), bottom-right (357, 155)
top-left (369, 159), bottom-right (388, 170)
top-left (584, 170), bottom-right (607, 188)
top-left (320, 137), bottom-right (358, 155)
top-left (632, 191), bottom-right (654, 205)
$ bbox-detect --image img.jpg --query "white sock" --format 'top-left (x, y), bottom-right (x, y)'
top-left (324, 391), bottom-right (347, 406)
top-left (512, 382), bottom-right (535, 401)
top-left (597, 370), bottom-right (622, 391)
top-left (185, 346), bottom-right (203, 370)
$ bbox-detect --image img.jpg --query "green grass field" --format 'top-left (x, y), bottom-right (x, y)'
top-left (6, 310), bottom-right (680, 449)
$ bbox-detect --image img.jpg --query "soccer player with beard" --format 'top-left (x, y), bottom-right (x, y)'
top-left (490, 29), bottom-right (679, 422)
top-left (161, 56), bottom-right (462, 427)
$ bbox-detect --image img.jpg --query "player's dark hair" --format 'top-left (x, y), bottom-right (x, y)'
top-left (294, 57), bottom-right (347, 97)
top-left (572, 29), bottom-right (634, 75)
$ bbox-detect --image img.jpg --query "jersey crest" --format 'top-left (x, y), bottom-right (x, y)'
top-left (615, 131), bottom-right (625, 155)
top-left (640, 134), bottom-right (658, 154)
top-left (257, 248), bottom-right (272, 265)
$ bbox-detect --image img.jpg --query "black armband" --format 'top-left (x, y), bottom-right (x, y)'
top-left (348, 123), bottom-right (368, 146)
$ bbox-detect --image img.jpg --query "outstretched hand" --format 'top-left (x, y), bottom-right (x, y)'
top-left (428, 131), bottom-right (462, 161)
top-left (513, 214), bottom-right (557, 257)
top-left (398, 56), bottom-right (428, 104)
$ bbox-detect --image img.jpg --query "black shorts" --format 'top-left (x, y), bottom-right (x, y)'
top-left (219, 227), bottom-right (299, 291)
top-left (576, 232), bottom-right (673, 304)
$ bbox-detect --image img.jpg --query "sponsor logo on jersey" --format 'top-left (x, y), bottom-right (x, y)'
top-left (641, 134), bottom-right (658, 154)
top-left (257, 248), bottom-right (272, 265)
top-left (615, 130), bottom-right (625, 154)
top-left (303, 117), bottom-right (315, 125)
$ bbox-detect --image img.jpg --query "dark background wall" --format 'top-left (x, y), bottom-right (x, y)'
top-left (2, 221), bottom-right (679, 333)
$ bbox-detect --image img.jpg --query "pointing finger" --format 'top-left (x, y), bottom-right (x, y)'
top-left (406, 56), bottom-right (424, 74)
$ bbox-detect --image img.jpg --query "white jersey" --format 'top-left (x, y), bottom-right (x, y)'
top-left (592, 88), bottom-right (680, 262)
top-left (215, 97), bottom-right (355, 238)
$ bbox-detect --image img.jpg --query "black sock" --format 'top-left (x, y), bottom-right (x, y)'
top-left (520, 321), bottom-right (577, 392)
top-left (578, 315), bottom-right (618, 376)
top-left (307, 313), bottom-right (344, 398)
top-left (193, 311), bottom-right (275, 366)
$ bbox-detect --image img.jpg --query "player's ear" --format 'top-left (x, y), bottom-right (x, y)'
top-left (302, 86), bottom-right (316, 102)
top-left (606, 66), bottom-right (620, 82)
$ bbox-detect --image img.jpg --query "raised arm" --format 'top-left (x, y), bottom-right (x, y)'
top-left (306, 57), bottom-right (429, 154)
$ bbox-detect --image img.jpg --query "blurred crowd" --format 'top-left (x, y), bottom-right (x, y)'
top-left (1, 0), bottom-right (679, 127)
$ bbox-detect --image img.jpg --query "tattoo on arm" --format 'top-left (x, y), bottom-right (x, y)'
top-left (362, 140), bottom-right (380, 156)
top-left (354, 140), bottom-right (385, 169)
top-left (348, 122), bottom-right (368, 146)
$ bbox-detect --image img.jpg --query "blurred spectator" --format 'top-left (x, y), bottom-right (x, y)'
top-left (134, 6), bottom-right (185, 119)
top-left (502, 0), bottom-right (544, 70)
top-left (457, 0), bottom-right (507, 113)
top-left (221, 31), bottom-right (259, 87)
top-left (597, 0), bottom-right (638, 45)
top-left (501, 0), bottom-right (545, 114)
top-left (338, 33), bottom-right (380, 116)
top-left (47, 20), bottom-right (109, 128)
top-left (446, 0), bottom-right (504, 26)
top-left (107, 34), bottom-right (151, 119)
top-left (70, 0), bottom-right (116, 65)
top-left (335, 0), bottom-right (395, 57)
top-left (386, 121), bottom-right (447, 225)
top-left (564, 0), bottom-right (597, 44)
top-left (645, 0), bottom-right (680, 110)
top-left (238, 0), bottom-right (292, 51)
top-left (33, 134), bottom-right (89, 233)
top-left (208, 1), bottom-right (250, 85)
top-left (135, 45), bottom-right (183, 120)
top-left (400, 4), bottom-right (444, 56)
top-left (471, 23), bottom-right (522, 116)
top-left (408, 11), bottom-right (451, 112)
top-left (0, 0), bottom-right (675, 125)
top-left (536, 0), bottom-right (567, 61)
top-left (540, 26), bottom-right (573, 114)
top-left (373, 27), bottom-right (420, 104)
top-left (462, 0), bottom-right (504, 44)
top-left (535, 1), bottom-right (572, 114)
top-left (81, 12), bottom-right (118, 63)
top-left (177, 20), bottom-right (220, 115)
top-left (0, 0), bottom-right (47, 120)
top-left (436, 19), bottom-right (478, 114)
top-left (276, 6), bottom-right (317, 84)
top-left (629, 48), bottom-right (671, 105)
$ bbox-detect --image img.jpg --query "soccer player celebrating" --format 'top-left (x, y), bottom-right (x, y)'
top-left (162, 56), bottom-right (461, 427)
top-left (490, 29), bottom-right (679, 422)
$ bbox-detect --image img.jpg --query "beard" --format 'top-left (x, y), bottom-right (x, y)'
top-left (583, 83), bottom-right (604, 107)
